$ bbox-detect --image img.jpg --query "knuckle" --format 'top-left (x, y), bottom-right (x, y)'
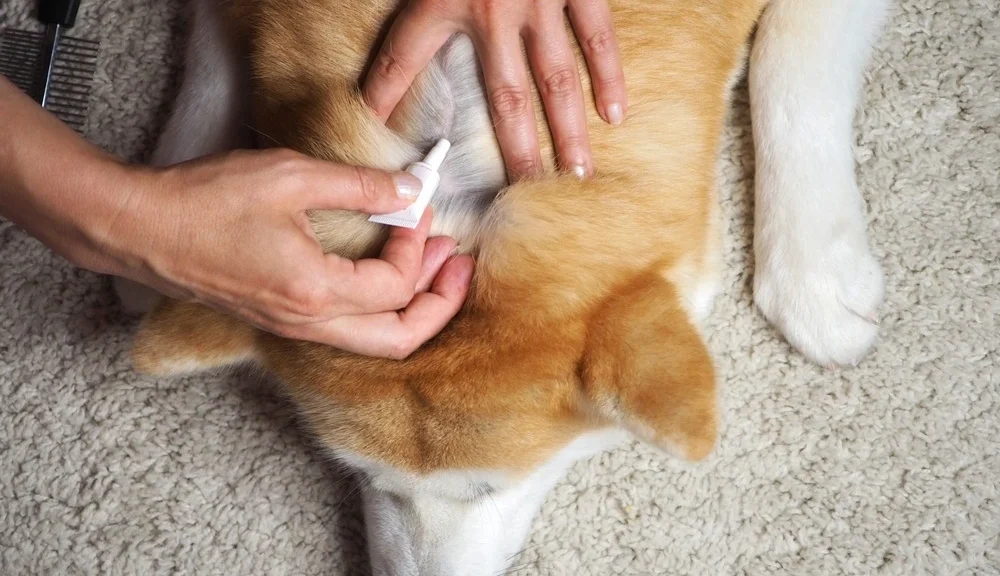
top-left (391, 285), bottom-right (416, 310)
top-left (269, 148), bottom-right (302, 168)
top-left (419, 0), bottom-right (451, 17)
top-left (595, 70), bottom-right (624, 90)
top-left (387, 335), bottom-right (418, 360)
top-left (269, 323), bottom-right (301, 340)
top-left (509, 154), bottom-right (540, 176)
top-left (372, 49), bottom-right (407, 82)
top-left (556, 134), bottom-right (588, 154)
top-left (586, 29), bottom-right (615, 55)
top-left (270, 151), bottom-right (308, 189)
top-left (286, 277), bottom-right (328, 317)
top-left (271, 147), bottom-right (300, 161)
top-left (542, 67), bottom-right (578, 99)
top-left (471, 0), bottom-right (505, 28)
top-left (489, 85), bottom-right (530, 118)
top-left (353, 166), bottom-right (384, 206)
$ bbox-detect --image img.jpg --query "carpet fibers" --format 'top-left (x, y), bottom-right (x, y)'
top-left (1, 1), bottom-right (998, 574)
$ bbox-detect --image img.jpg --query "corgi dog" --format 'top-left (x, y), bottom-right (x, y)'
top-left (119, 0), bottom-right (889, 573)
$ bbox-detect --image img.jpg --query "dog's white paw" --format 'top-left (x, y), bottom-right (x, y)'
top-left (754, 226), bottom-right (884, 367)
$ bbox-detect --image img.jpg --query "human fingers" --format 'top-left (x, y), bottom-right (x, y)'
top-left (525, 3), bottom-right (593, 176)
top-left (415, 236), bottom-right (459, 293)
top-left (288, 157), bottom-right (423, 214)
top-left (326, 209), bottom-right (435, 314)
top-left (234, 223), bottom-right (461, 348)
top-left (305, 253), bottom-right (475, 358)
top-left (362, 0), bottom-right (455, 122)
top-left (472, 26), bottom-right (543, 181)
top-left (567, 0), bottom-right (627, 126)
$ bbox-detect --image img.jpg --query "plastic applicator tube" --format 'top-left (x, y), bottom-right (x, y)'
top-left (369, 139), bottom-right (451, 229)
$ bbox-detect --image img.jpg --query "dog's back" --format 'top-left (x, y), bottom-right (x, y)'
top-left (117, 0), bottom-right (904, 571)
top-left (228, 0), bottom-right (760, 257)
top-left (135, 0), bottom-right (765, 502)
top-left (131, 0), bottom-right (768, 572)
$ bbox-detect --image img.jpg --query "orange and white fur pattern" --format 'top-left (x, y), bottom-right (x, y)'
top-left (117, 0), bottom-right (889, 573)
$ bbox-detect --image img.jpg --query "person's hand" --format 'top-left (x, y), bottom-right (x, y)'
top-left (0, 77), bottom-right (471, 359)
top-left (363, 0), bottom-right (626, 182)
top-left (101, 149), bottom-right (475, 359)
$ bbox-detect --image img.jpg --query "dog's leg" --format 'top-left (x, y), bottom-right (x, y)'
top-left (150, 0), bottom-right (249, 166)
top-left (749, 0), bottom-right (889, 366)
top-left (114, 0), bottom-right (249, 314)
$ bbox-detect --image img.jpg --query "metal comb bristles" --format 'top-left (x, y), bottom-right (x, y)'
top-left (0, 27), bottom-right (98, 133)
top-left (0, 29), bottom-right (44, 93)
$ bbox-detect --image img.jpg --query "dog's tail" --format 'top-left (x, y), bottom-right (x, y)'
top-left (131, 299), bottom-right (260, 376)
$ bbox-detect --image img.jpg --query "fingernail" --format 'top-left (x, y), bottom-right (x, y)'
top-left (394, 173), bottom-right (422, 200)
top-left (606, 103), bottom-right (623, 126)
top-left (571, 164), bottom-right (587, 180)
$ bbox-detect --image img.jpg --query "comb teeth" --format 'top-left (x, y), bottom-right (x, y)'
top-left (0, 29), bottom-right (43, 93)
top-left (0, 28), bottom-right (98, 134)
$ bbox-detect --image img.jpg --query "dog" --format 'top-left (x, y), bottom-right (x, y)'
top-left (117, 0), bottom-right (890, 573)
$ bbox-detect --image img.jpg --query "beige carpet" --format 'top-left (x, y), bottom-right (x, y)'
top-left (2, 1), bottom-right (998, 574)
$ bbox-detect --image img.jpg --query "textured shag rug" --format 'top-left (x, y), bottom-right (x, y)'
top-left (2, 0), bottom-right (998, 574)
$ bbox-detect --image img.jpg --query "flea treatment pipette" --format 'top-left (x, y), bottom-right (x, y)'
top-left (369, 139), bottom-right (451, 229)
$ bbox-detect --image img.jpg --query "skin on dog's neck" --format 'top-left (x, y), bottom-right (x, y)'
top-left (338, 429), bottom-right (628, 576)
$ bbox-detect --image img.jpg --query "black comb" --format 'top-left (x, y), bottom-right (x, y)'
top-left (0, 0), bottom-right (99, 134)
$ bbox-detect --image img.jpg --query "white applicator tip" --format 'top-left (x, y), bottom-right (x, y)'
top-left (423, 139), bottom-right (451, 170)
top-left (369, 139), bottom-right (452, 229)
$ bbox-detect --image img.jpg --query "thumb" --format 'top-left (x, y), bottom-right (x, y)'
top-left (303, 162), bottom-right (423, 214)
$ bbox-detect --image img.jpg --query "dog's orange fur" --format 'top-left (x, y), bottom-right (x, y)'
top-left (131, 0), bottom-right (768, 474)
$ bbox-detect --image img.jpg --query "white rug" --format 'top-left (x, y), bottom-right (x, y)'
top-left (2, 1), bottom-right (998, 574)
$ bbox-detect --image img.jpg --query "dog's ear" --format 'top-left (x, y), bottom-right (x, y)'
top-left (131, 299), bottom-right (260, 376)
top-left (580, 274), bottom-right (718, 461)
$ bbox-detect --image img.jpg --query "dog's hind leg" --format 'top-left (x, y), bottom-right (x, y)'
top-left (748, 0), bottom-right (890, 366)
top-left (149, 0), bottom-right (249, 166)
top-left (114, 0), bottom-right (249, 314)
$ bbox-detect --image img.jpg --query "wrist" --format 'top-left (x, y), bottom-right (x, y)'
top-left (0, 77), bottom-right (159, 279)
top-left (1, 141), bottom-right (150, 277)
top-left (77, 161), bottom-right (165, 278)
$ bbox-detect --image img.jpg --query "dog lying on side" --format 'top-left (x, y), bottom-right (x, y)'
top-left (118, 0), bottom-right (889, 573)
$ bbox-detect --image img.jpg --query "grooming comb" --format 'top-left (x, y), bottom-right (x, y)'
top-left (0, 0), bottom-right (98, 134)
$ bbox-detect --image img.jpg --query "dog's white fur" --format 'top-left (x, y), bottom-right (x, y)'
top-left (347, 429), bottom-right (629, 575)
top-left (750, 0), bottom-right (888, 367)
top-left (117, 0), bottom-right (890, 573)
